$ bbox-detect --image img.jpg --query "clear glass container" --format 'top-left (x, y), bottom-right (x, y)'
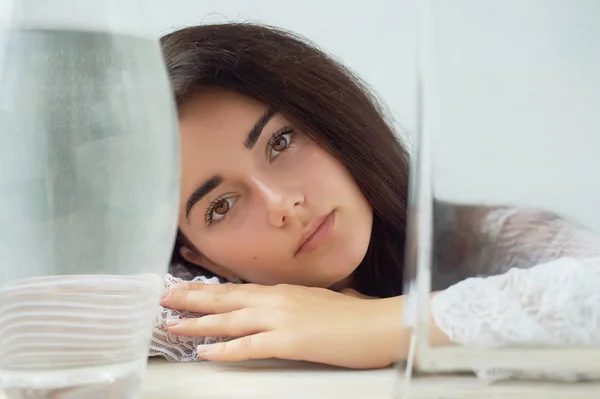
top-left (403, 0), bottom-right (600, 379)
top-left (0, 0), bottom-right (180, 397)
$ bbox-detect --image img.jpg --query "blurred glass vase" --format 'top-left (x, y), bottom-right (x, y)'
top-left (0, 0), bottom-right (180, 397)
top-left (402, 0), bottom-right (600, 383)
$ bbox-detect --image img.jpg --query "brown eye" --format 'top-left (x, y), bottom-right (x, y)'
top-left (272, 135), bottom-right (289, 152)
top-left (207, 196), bottom-right (237, 225)
top-left (269, 131), bottom-right (294, 160)
top-left (213, 199), bottom-right (230, 215)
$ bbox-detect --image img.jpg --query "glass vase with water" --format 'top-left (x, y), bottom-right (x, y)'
top-left (0, 0), bottom-right (180, 397)
top-left (400, 0), bottom-right (600, 393)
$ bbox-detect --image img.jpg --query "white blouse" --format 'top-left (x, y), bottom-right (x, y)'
top-left (431, 206), bottom-right (600, 381)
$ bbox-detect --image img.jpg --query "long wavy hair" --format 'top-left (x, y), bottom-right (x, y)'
top-left (160, 23), bottom-right (410, 298)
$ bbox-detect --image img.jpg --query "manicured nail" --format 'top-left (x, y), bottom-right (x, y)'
top-left (160, 289), bottom-right (170, 300)
top-left (165, 318), bottom-right (180, 327)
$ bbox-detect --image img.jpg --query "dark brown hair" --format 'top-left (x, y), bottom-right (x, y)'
top-left (161, 23), bottom-right (410, 298)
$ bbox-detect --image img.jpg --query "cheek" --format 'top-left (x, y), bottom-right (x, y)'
top-left (294, 146), bottom-right (353, 194)
top-left (197, 222), bottom-right (290, 281)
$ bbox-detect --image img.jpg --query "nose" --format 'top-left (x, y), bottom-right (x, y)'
top-left (250, 176), bottom-right (304, 227)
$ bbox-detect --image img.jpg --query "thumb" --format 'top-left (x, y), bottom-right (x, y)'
top-left (340, 288), bottom-right (377, 299)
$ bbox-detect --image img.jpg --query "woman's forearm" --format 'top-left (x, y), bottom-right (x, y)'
top-left (376, 294), bottom-right (451, 365)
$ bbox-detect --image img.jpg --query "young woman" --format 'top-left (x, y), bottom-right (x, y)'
top-left (151, 23), bottom-right (600, 380)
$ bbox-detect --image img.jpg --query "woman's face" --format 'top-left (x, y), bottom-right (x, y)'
top-left (177, 88), bottom-right (373, 289)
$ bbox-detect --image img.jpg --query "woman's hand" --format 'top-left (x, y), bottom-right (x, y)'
top-left (160, 283), bottom-right (409, 369)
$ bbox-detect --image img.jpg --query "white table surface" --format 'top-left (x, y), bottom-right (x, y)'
top-left (141, 357), bottom-right (600, 399)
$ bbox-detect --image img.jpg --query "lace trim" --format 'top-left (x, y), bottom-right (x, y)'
top-left (148, 273), bottom-right (232, 362)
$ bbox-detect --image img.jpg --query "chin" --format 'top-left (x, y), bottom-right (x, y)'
top-left (314, 214), bottom-right (372, 289)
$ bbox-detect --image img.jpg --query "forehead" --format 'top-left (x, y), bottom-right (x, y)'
top-left (179, 89), bottom-right (268, 158)
top-left (179, 89), bottom-right (267, 137)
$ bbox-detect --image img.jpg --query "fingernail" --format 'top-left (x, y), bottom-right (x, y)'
top-left (196, 344), bottom-right (211, 354)
top-left (165, 318), bottom-right (180, 327)
top-left (160, 289), bottom-right (170, 300)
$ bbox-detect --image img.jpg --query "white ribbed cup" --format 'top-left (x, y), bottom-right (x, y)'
top-left (0, 274), bottom-right (162, 398)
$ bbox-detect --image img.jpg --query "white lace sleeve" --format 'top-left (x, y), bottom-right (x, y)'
top-left (431, 207), bottom-right (600, 382)
top-left (148, 272), bottom-right (232, 362)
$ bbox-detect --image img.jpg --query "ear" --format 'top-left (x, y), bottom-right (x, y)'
top-left (179, 246), bottom-right (241, 282)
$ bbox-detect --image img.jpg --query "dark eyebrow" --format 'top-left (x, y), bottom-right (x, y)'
top-left (244, 108), bottom-right (276, 149)
top-left (185, 175), bottom-right (223, 219)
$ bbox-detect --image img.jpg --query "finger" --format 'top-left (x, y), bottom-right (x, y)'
top-left (166, 308), bottom-right (267, 337)
top-left (340, 288), bottom-right (378, 299)
top-left (161, 283), bottom-right (262, 314)
top-left (195, 333), bottom-right (279, 362)
top-left (184, 282), bottom-right (264, 292)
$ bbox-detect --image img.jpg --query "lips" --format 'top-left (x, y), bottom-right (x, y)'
top-left (295, 211), bottom-right (336, 255)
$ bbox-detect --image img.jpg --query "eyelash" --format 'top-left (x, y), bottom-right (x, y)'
top-left (204, 126), bottom-right (297, 226)
top-left (267, 126), bottom-right (296, 161)
top-left (205, 195), bottom-right (236, 226)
